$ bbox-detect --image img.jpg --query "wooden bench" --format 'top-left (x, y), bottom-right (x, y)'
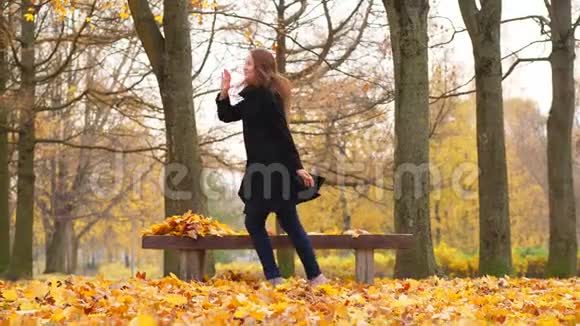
top-left (142, 234), bottom-right (414, 284)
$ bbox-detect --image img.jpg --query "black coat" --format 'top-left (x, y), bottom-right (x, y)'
top-left (215, 84), bottom-right (323, 210)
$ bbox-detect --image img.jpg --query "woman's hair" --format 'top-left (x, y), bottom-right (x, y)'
top-left (247, 48), bottom-right (292, 114)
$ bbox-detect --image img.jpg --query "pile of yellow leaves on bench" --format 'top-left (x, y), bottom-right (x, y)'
top-left (141, 210), bottom-right (238, 239)
top-left (142, 210), bottom-right (374, 239)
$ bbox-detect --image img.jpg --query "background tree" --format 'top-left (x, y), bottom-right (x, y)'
top-left (127, 0), bottom-right (210, 276)
top-left (545, 0), bottom-right (578, 277)
top-left (7, 0), bottom-right (37, 279)
top-left (383, 0), bottom-right (439, 278)
top-left (458, 0), bottom-right (512, 276)
top-left (504, 99), bottom-right (550, 248)
top-left (0, 2), bottom-right (10, 274)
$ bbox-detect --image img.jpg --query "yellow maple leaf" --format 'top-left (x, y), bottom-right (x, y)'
top-left (50, 309), bottom-right (67, 322)
top-left (315, 284), bottom-right (338, 295)
top-left (233, 306), bottom-right (249, 319)
top-left (22, 281), bottom-right (48, 300)
top-left (19, 301), bottom-right (38, 311)
top-left (536, 316), bottom-right (561, 326)
top-left (23, 13), bottom-right (34, 22)
top-left (129, 314), bottom-right (158, 326)
top-left (118, 295), bottom-right (134, 304)
top-left (249, 308), bottom-right (267, 321)
top-left (269, 301), bottom-right (289, 314)
top-left (2, 289), bottom-right (17, 301)
top-left (164, 294), bottom-right (188, 306)
top-left (244, 30), bottom-right (252, 43)
top-left (154, 15), bottom-right (163, 23)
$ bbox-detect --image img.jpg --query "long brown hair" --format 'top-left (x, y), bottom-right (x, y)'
top-left (246, 48), bottom-right (292, 114)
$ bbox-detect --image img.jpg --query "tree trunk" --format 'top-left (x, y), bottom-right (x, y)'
top-left (434, 200), bottom-right (441, 245)
top-left (546, 0), bottom-right (577, 277)
top-left (274, 0), bottom-right (295, 277)
top-left (44, 219), bottom-right (75, 274)
top-left (0, 107), bottom-right (9, 275)
top-left (45, 108), bottom-right (76, 274)
top-left (458, 0), bottom-right (512, 277)
top-left (340, 187), bottom-right (351, 231)
top-left (128, 0), bottom-right (210, 277)
top-left (8, 0), bottom-right (36, 279)
top-left (0, 3), bottom-right (10, 273)
top-left (383, 0), bottom-right (438, 278)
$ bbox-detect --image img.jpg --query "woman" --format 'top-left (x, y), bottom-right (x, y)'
top-left (215, 48), bottom-right (328, 287)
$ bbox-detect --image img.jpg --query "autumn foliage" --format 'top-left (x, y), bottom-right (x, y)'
top-left (141, 210), bottom-right (239, 239)
top-left (0, 274), bottom-right (577, 324)
top-left (141, 210), bottom-right (377, 240)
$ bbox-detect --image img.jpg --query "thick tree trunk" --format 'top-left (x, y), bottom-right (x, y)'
top-left (383, 0), bottom-right (438, 278)
top-left (160, 0), bottom-right (210, 277)
top-left (0, 4), bottom-right (10, 274)
top-left (45, 107), bottom-right (77, 274)
top-left (44, 219), bottom-right (75, 274)
top-left (128, 0), bottom-right (210, 277)
top-left (43, 24), bottom-right (78, 275)
top-left (459, 0), bottom-right (512, 277)
top-left (546, 0), bottom-right (577, 277)
top-left (0, 108), bottom-right (8, 274)
top-left (8, 0), bottom-right (36, 279)
top-left (274, 0), bottom-right (295, 278)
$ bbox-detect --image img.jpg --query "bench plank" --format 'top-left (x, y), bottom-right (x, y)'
top-left (143, 234), bottom-right (414, 250)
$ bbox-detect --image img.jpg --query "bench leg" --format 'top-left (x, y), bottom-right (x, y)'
top-left (178, 250), bottom-right (206, 281)
top-left (355, 249), bottom-right (374, 284)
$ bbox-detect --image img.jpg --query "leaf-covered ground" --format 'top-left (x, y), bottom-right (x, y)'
top-left (0, 274), bottom-right (577, 325)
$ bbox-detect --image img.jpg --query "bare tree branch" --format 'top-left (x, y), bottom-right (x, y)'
top-left (192, 8), bottom-right (218, 81)
top-left (35, 139), bottom-right (166, 153)
top-left (34, 0), bottom-right (97, 83)
top-left (283, 0), bottom-right (307, 26)
top-left (127, 0), bottom-right (165, 77)
top-left (502, 57), bottom-right (550, 81)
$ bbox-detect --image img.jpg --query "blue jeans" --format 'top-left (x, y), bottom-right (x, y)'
top-left (244, 201), bottom-right (322, 280)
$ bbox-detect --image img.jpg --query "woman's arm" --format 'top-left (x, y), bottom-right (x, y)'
top-left (215, 87), bottom-right (262, 123)
top-left (215, 91), bottom-right (242, 122)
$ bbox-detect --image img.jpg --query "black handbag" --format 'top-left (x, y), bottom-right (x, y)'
top-left (292, 173), bottom-right (326, 204)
